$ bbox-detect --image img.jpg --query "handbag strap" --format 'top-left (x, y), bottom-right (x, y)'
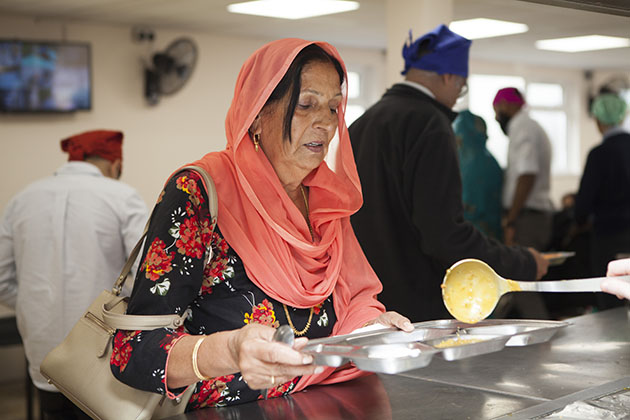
top-left (103, 296), bottom-right (188, 330)
top-left (103, 165), bottom-right (217, 330)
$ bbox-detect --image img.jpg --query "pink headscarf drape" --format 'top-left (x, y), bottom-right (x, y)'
top-left (187, 38), bottom-right (385, 390)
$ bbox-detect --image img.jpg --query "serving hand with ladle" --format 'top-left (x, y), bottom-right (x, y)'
top-left (441, 258), bottom-right (622, 324)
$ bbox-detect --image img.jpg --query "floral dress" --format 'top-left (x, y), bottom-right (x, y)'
top-left (110, 170), bottom-right (336, 409)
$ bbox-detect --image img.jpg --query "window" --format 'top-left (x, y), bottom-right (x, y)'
top-left (347, 71), bottom-right (361, 99)
top-left (467, 74), bottom-right (525, 169)
top-left (527, 83), bottom-right (563, 107)
top-left (327, 70), bottom-right (367, 171)
top-left (345, 71), bottom-right (365, 126)
top-left (530, 109), bottom-right (567, 172)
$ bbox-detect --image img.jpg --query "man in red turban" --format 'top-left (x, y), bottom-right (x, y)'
top-left (60, 130), bottom-right (124, 179)
top-left (0, 128), bottom-right (147, 419)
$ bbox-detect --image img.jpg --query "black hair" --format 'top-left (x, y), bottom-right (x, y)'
top-left (266, 44), bottom-right (344, 142)
top-left (511, 88), bottom-right (524, 101)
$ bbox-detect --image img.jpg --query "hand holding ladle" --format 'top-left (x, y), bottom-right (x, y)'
top-left (441, 259), bottom-right (616, 324)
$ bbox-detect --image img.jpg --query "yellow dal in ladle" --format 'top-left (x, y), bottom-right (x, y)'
top-left (441, 259), bottom-right (521, 324)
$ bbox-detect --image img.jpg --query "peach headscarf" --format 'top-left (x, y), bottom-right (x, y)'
top-left (188, 39), bottom-right (385, 390)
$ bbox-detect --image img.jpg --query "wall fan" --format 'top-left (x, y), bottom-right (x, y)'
top-left (145, 37), bottom-right (198, 105)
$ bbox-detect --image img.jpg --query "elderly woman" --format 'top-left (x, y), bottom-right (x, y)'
top-left (110, 39), bottom-right (412, 409)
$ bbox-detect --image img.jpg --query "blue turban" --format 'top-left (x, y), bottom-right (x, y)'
top-left (401, 24), bottom-right (471, 77)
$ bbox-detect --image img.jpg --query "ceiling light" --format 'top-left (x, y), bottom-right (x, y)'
top-left (535, 35), bottom-right (630, 52)
top-left (449, 18), bottom-right (528, 40)
top-left (227, 0), bottom-right (359, 20)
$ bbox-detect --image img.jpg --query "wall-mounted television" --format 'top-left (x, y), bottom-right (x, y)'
top-left (0, 40), bottom-right (91, 113)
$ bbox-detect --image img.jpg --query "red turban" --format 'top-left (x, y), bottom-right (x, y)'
top-left (60, 130), bottom-right (123, 162)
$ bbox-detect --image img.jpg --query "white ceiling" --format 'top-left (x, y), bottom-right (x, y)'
top-left (0, 0), bottom-right (628, 70)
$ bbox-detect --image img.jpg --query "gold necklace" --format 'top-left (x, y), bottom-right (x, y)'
top-left (282, 184), bottom-right (314, 337)
top-left (283, 303), bottom-right (314, 336)
top-left (299, 184), bottom-right (314, 241)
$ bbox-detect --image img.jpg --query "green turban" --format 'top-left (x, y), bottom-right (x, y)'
top-left (591, 93), bottom-right (627, 126)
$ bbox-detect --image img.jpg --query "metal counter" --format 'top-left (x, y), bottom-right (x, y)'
top-left (402, 305), bottom-right (630, 400)
top-left (167, 306), bottom-right (630, 420)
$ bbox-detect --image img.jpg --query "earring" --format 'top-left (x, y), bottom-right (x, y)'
top-left (253, 133), bottom-right (260, 152)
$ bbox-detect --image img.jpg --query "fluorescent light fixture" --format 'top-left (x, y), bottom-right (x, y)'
top-left (535, 35), bottom-right (630, 52)
top-left (449, 18), bottom-right (528, 40)
top-left (227, 0), bottom-right (359, 20)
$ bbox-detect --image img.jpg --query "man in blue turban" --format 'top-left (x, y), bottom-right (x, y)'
top-left (349, 24), bottom-right (548, 322)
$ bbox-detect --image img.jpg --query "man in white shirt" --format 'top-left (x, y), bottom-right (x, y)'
top-left (493, 88), bottom-right (553, 319)
top-left (0, 130), bottom-right (148, 419)
top-left (493, 87), bottom-right (553, 250)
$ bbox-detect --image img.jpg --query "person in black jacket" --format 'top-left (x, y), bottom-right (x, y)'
top-left (349, 24), bottom-right (549, 322)
top-left (575, 93), bottom-right (630, 310)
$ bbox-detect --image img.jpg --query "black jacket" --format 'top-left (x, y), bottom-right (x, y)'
top-left (575, 131), bottom-right (630, 235)
top-left (349, 84), bottom-right (536, 321)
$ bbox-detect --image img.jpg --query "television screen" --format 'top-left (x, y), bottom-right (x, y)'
top-left (0, 40), bottom-right (91, 112)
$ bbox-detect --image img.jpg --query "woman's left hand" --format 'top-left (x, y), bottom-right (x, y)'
top-left (364, 311), bottom-right (414, 332)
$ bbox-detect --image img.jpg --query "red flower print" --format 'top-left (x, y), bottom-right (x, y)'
top-left (313, 301), bottom-right (324, 315)
top-left (111, 330), bottom-right (140, 372)
top-left (159, 331), bottom-right (184, 353)
top-left (142, 238), bottom-right (174, 281)
top-left (199, 218), bottom-right (212, 246)
top-left (189, 375), bottom-right (235, 409)
top-left (176, 217), bottom-right (205, 259)
top-left (265, 377), bottom-right (298, 399)
top-left (176, 175), bottom-right (204, 207)
top-left (185, 201), bottom-right (195, 216)
top-left (201, 232), bottom-right (231, 294)
top-left (244, 299), bottom-right (280, 328)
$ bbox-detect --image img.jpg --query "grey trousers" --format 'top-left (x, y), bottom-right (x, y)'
top-left (513, 209), bottom-right (553, 250)
top-left (495, 209), bottom-right (553, 319)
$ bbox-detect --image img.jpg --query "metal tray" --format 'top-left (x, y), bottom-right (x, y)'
top-left (542, 251), bottom-right (576, 266)
top-left (303, 319), bottom-right (570, 374)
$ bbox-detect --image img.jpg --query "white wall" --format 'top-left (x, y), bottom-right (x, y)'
top-left (0, 14), bottom-right (386, 212)
top-left (0, 15), bottom-right (257, 210)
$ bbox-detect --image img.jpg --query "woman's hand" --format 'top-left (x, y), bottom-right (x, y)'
top-left (228, 323), bottom-right (322, 390)
top-left (363, 311), bottom-right (414, 332)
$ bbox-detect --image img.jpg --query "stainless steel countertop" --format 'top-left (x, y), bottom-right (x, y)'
top-left (167, 306), bottom-right (630, 420)
top-left (402, 306), bottom-right (630, 401)
top-left (168, 374), bottom-right (545, 420)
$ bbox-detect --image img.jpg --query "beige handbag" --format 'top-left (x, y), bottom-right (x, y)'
top-left (40, 166), bottom-right (217, 420)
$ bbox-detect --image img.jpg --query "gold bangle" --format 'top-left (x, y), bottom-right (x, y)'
top-left (192, 336), bottom-right (210, 381)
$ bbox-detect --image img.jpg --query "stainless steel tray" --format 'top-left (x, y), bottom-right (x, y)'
top-left (303, 319), bottom-right (570, 374)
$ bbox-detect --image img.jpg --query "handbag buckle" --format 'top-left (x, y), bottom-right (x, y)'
top-left (112, 284), bottom-right (123, 296)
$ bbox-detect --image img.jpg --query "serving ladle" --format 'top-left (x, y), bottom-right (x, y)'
top-left (441, 258), bottom-right (620, 324)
